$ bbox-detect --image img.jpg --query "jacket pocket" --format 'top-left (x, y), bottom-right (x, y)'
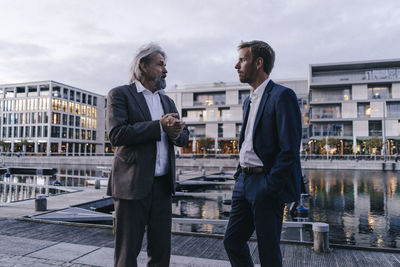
top-left (115, 149), bottom-right (136, 164)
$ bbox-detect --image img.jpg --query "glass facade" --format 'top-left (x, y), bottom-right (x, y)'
top-left (193, 92), bottom-right (226, 106)
top-left (0, 81), bottom-right (102, 155)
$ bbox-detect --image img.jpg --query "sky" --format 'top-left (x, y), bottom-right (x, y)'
top-left (1, 0), bottom-right (400, 95)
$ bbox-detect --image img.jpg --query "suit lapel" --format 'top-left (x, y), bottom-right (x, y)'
top-left (128, 84), bottom-right (152, 121)
top-left (159, 93), bottom-right (172, 114)
top-left (239, 97), bottom-right (251, 147)
top-left (252, 80), bottom-right (274, 137)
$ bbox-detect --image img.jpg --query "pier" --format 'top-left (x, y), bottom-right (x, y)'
top-left (1, 169), bottom-right (400, 266)
top-left (1, 218), bottom-right (400, 266)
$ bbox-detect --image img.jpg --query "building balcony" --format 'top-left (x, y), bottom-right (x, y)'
top-left (369, 130), bottom-right (382, 137)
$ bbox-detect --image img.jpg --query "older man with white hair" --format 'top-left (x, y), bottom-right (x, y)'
top-left (106, 43), bottom-right (189, 267)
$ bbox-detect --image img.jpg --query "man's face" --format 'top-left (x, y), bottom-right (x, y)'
top-left (142, 52), bottom-right (168, 90)
top-left (235, 47), bottom-right (257, 84)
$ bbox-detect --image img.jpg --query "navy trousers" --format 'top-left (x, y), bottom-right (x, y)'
top-left (224, 172), bottom-right (285, 267)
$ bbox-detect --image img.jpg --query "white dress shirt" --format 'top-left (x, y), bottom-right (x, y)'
top-left (136, 81), bottom-right (169, 176)
top-left (240, 77), bottom-right (270, 168)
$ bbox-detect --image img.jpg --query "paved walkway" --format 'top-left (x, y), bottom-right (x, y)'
top-left (0, 234), bottom-right (233, 267)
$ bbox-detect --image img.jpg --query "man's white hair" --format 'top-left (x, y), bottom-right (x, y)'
top-left (129, 43), bottom-right (166, 84)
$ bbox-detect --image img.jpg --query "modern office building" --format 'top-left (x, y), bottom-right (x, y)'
top-left (0, 81), bottom-right (105, 156)
top-left (309, 59), bottom-right (400, 155)
top-left (166, 79), bottom-right (309, 154)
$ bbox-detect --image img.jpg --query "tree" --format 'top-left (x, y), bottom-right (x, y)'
top-left (197, 137), bottom-right (214, 154)
top-left (364, 137), bottom-right (382, 154)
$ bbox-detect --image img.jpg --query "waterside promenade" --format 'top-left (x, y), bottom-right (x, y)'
top-left (2, 154), bottom-right (400, 171)
top-left (1, 182), bottom-right (400, 266)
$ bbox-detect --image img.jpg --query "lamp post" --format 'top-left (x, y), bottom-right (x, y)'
top-left (383, 101), bottom-right (387, 162)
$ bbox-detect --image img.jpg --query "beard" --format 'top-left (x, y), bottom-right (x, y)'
top-left (155, 75), bottom-right (167, 90)
top-left (238, 63), bottom-right (256, 84)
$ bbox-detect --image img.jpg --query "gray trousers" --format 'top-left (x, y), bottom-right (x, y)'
top-left (113, 176), bottom-right (172, 267)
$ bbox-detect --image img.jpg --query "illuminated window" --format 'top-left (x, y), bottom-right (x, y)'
top-left (69, 102), bottom-right (74, 113)
top-left (75, 103), bottom-right (80, 114)
top-left (62, 101), bottom-right (67, 112)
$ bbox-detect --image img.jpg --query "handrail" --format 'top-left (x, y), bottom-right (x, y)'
top-left (171, 218), bottom-right (330, 252)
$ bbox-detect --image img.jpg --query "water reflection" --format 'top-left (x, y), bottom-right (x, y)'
top-left (0, 163), bottom-right (107, 203)
top-left (172, 170), bottom-right (400, 248)
top-left (0, 175), bottom-right (67, 203)
top-left (306, 169), bottom-right (400, 248)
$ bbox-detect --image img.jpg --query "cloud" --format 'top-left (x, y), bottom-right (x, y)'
top-left (0, 0), bottom-right (400, 95)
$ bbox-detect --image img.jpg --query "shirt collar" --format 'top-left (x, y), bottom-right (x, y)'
top-left (250, 77), bottom-right (270, 100)
top-left (135, 81), bottom-right (165, 95)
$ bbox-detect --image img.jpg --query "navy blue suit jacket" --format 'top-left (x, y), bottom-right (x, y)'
top-left (235, 80), bottom-right (302, 203)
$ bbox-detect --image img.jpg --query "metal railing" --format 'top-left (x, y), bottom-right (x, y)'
top-left (171, 218), bottom-right (329, 252)
top-left (301, 154), bottom-right (400, 161)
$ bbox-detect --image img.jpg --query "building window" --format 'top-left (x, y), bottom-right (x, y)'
top-left (52, 86), bottom-right (61, 98)
top-left (88, 95), bottom-right (92, 105)
top-left (37, 126), bottom-right (42, 137)
top-left (93, 97), bottom-right (97, 106)
top-left (76, 92), bottom-right (81, 103)
top-left (81, 129), bottom-right (86, 140)
top-left (194, 92), bottom-right (226, 106)
top-left (13, 126), bottom-right (17, 137)
top-left (62, 101), bottom-right (67, 112)
top-left (31, 126), bottom-right (36, 137)
top-left (39, 84), bottom-right (50, 96)
top-left (44, 112), bottom-right (49, 123)
top-left (368, 86), bottom-right (390, 99)
top-left (51, 126), bottom-right (60, 138)
top-left (236, 123), bottom-right (242, 138)
top-left (369, 121), bottom-right (382, 136)
top-left (19, 126), bottom-right (23, 138)
top-left (50, 143), bottom-right (59, 153)
top-left (62, 127), bottom-right (67, 138)
top-left (387, 102), bottom-right (400, 118)
top-left (68, 128), bottom-right (74, 139)
top-left (357, 103), bottom-right (371, 118)
top-left (70, 90), bottom-right (75, 101)
top-left (311, 105), bottom-right (341, 119)
top-left (218, 123), bottom-right (223, 138)
top-left (52, 99), bottom-right (61, 111)
top-left (69, 115), bottom-right (74, 126)
top-left (5, 88), bottom-right (14, 98)
top-left (25, 126), bottom-right (29, 137)
top-left (311, 88), bottom-right (351, 102)
top-left (28, 86), bottom-right (38, 97)
top-left (44, 126), bottom-right (48, 137)
top-left (63, 88), bottom-right (68, 99)
top-left (75, 129), bottom-right (80, 139)
top-left (62, 114), bottom-right (68, 125)
top-left (239, 90), bottom-right (250, 104)
top-left (75, 116), bottom-right (81, 127)
top-left (52, 112), bottom-right (61, 124)
top-left (82, 93), bottom-right (86, 104)
top-left (92, 131), bottom-right (96, 140)
top-left (16, 86), bottom-right (25, 97)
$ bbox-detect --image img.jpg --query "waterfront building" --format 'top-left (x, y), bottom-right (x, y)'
top-left (166, 79), bottom-right (309, 154)
top-left (309, 59), bottom-right (400, 155)
top-left (0, 81), bottom-right (105, 156)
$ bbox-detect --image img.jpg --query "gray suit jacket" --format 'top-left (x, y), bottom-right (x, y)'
top-left (106, 84), bottom-right (189, 200)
